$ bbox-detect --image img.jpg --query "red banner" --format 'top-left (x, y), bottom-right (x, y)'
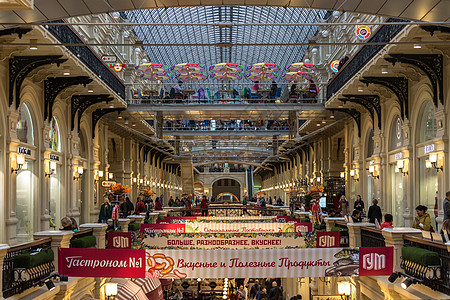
top-left (108, 232), bottom-right (131, 249)
top-left (316, 231), bottom-right (341, 248)
top-left (359, 247), bottom-right (394, 276)
top-left (294, 222), bottom-right (313, 232)
top-left (141, 224), bottom-right (185, 233)
top-left (58, 248), bottom-right (145, 278)
top-left (157, 217), bottom-right (197, 224)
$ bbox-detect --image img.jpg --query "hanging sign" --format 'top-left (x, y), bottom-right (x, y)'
top-left (144, 247), bottom-right (393, 279)
top-left (49, 154), bottom-right (59, 161)
top-left (330, 60), bottom-right (340, 72)
top-left (108, 232), bottom-right (131, 249)
top-left (316, 231), bottom-right (341, 248)
top-left (108, 63), bottom-right (127, 72)
top-left (356, 25), bottom-right (371, 39)
top-left (102, 55), bottom-right (117, 63)
top-left (101, 180), bottom-right (117, 187)
top-left (58, 248), bottom-right (145, 278)
top-left (141, 232), bottom-right (314, 250)
top-left (141, 223), bottom-right (300, 233)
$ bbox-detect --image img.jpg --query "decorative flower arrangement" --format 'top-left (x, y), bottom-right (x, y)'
top-left (111, 183), bottom-right (131, 195)
top-left (310, 185), bottom-right (324, 192)
top-left (142, 189), bottom-right (155, 197)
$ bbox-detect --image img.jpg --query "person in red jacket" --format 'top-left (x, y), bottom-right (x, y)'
top-left (155, 197), bottom-right (162, 210)
top-left (201, 196), bottom-right (208, 216)
top-left (185, 197), bottom-right (192, 216)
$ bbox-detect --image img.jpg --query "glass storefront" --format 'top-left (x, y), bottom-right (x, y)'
top-left (390, 164), bottom-right (405, 227)
top-left (418, 157), bottom-right (438, 226)
top-left (49, 165), bottom-right (61, 228)
top-left (16, 161), bottom-right (34, 242)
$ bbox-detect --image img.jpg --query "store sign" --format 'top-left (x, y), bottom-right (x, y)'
top-left (424, 144), bottom-right (435, 154)
top-left (394, 152), bottom-right (402, 160)
top-left (108, 232), bottom-right (131, 249)
top-left (108, 63), bottom-right (127, 72)
top-left (49, 154), bottom-right (59, 161)
top-left (359, 247), bottom-right (393, 276)
top-left (17, 147), bottom-right (31, 155)
top-left (141, 232), bottom-right (311, 250)
top-left (316, 231), bottom-right (340, 248)
top-left (101, 180), bottom-right (117, 187)
top-left (141, 224), bottom-right (185, 234)
top-left (58, 248), bottom-right (145, 278)
top-left (144, 247), bottom-right (393, 279)
top-left (294, 222), bottom-right (313, 233)
top-left (390, 116), bottom-right (404, 151)
top-left (102, 55), bottom-right (117, 63)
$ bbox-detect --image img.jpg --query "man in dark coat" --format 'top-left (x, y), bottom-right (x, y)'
top-left (368, 199), bottom-right (382, 224)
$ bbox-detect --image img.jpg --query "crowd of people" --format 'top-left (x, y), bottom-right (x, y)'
top-left (162, 119), bottom-right (289, 131)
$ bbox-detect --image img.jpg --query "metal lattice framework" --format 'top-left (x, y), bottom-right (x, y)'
top-left (125, 7), bottom-right (326, 87)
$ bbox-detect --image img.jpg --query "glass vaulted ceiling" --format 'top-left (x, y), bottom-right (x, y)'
top-left (125, 6), bottom-right (326, 74)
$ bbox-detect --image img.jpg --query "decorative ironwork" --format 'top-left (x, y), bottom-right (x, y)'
top-left (45, 76), bottom-right (92, 121)
top-left (360, 227), bottom-right (385, 247)
top-left (360, 76), bottom-right (409, 120)
top-left (91, 108), bottom-right (125, 138)
top-left (327, 19), bottom-right (406, 99)
top-left (328, 108), bottom-right (361, 137)
top-left (403, 235), bottom-right (450, 295)
top-left (420, 25), bottom-right (450, 36)
top-left (385, 54), bottom-right (443, 107)
top-left (46, 20), bottom-right (125, 99)
top-left (340, 94), bottom-right (381, 130)
top-left (0, 27), bottom-right (31, 38)
top-left (71, 94), bottom-right (112, 131)
top-left (2, 238), bottom-right (54, 298)
top-left (9, 55), bottom-right (67, 109)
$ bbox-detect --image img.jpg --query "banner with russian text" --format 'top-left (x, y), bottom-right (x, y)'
top-left (144, 247), bottom-right (393, 279)
top-left (316, 231), bottom-right (340, 248)
top-left (141, 223), bottom-right (311, 233)
top-left (58, 248), bottom-right (145, 278)
top-left (140, 232), bottom-right (316, 250)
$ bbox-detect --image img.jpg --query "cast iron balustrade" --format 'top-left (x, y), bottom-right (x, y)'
top-left (326, 19), bottom-right (406, 100)
top-left (403, 235), bottom-right (450, 295)
top-left (361, 226), bottom-right (385, 247)
top-left (128, 97), bottom-right (324, 105)
top-left (2, 238), bottom-right (54, 298)
top-left (45, 20), bottom-right (125, 100)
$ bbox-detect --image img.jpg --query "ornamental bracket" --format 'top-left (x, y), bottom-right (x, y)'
top-left (71, 94), bottom-right (112, 131)
top-left (45, 76), bottom-right (92, 121)
top-left (341, 94), bottom-right (381, 130)
top-left (328, 108), bottom-right (361, 137)
top-left (385, 54), bottom-right (443, 107)
top-left (0, 27), bottom-right (31, 38)
top-left (91, 108), bottom-right (125, 138)
top-left (360, 76), bottom-right (408, 121)
top-left (9, 55), bottom-right (67, 109)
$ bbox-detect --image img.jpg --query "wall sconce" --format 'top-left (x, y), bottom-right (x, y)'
top-left (133, 178), bottom-right (137, 183)
top-left (337, 281), bottom-right (351, 299)
top-left (350, 169), bottom-right (359, 181)
top-left (340, 172), bottom-right (345, 178)
top-left (428, 153), bottom-right (443, 171)
top-left (104, 282), bottom-right (118, 299)
top-left (73, 166), bottom-right (84, 181)
top-left (11, 154), bottom-right (26, 173)
top-left (310, 178), bottom-right (314, 184)
top-left (368, 165), bottom-right (379, 179)
top-left (396, 159), bottom-right (408, 176)
top-left (316, 177), bottom-right (321, 183)
top-left (46, 161), bottom-right (57, 177)
top-left (98, 170), bottom-right (104, 179)
top-left (139, 179), bottom-right (143, 184)
top-left (108, 172), bottom-right (114, 180)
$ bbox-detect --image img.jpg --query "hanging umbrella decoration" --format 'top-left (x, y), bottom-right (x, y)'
top-left (285, 62), bottom-right (317, 72)
top-left (135, 62), bottom-right (172, 91)
top-left (210, 72), bottom-right (242, 81)
top-left (172, 63), bottom-right (206, 90)
top-left (281, 71), bottom-right (312, 82)
top-left (283, 62), bottom-right (319, 96)
top-left (210, 63), bottom-right (243, 93)
top-left (245, 62), bottom-right (279, 83)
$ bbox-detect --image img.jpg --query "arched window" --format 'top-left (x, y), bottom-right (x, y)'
top-left (49, 116), bottom-right (61, 152)
top-left (17, 103), bottom-right (34, 145)
top-left (418, 101), bottom-right (436, 142)
top-left (390, 116), bottom-right (403, 151)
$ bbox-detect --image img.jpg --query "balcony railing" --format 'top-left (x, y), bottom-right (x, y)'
top-left (361, 226), bottom-right (385, 247)
top-left (170, 205), bottom-right (287, 217)
top-left (403, 235), bottom-right (450, 295)
top-left (127, 97), bottom-right (323, 105)
top-left (46, 20), bottom-right (126, 100)
top-left (326, 18), bottom-right (406, 100)
top-left (2, 238), bottom-right (54, 298)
